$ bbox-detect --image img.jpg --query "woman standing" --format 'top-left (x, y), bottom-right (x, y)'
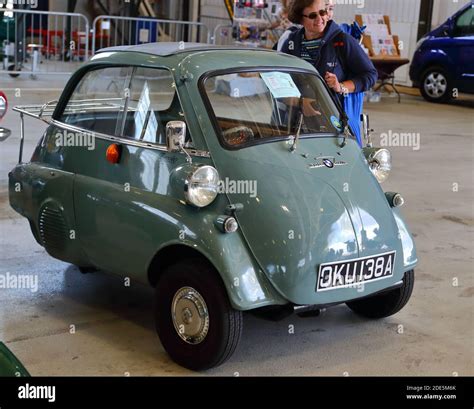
top-left (280, 0), bottom-right (377, 146)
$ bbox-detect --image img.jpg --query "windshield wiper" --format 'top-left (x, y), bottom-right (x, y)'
top-left (290, 97), bottom-right (304, 152)
top-left (339, 111), bottom-right (350, 148)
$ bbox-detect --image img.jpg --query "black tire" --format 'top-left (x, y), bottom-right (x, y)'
top-left (154, 259), bottom-right (243, 371)
top-left (8, 64), bottom-right (20, 78)
top-left (346, 270), bottom-right (414, 319)
top-left (77, 266), bottom-right (97, 274)
top-left (420, 67), bottom-right (453, 103)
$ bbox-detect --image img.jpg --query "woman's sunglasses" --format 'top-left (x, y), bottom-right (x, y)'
top-left (302, 9), bottom-right (328, 19)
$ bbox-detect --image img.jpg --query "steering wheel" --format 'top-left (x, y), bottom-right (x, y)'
top-left (222, 126), bottom-right (255, 146)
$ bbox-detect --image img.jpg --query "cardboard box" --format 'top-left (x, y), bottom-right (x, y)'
top-left (356, 14), bottom-right (401, 58)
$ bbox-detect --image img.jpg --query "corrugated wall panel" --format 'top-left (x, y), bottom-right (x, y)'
top-left (200, 0), bottom-right (232, 43)
top-left (334, 0), bottom-right (416, 26)
top-left (201, 0), bottom-right (231, 20)
top-left (333, 0), bottom-right (421, 24)
top-left (201, 0), bottom-right (232, 45)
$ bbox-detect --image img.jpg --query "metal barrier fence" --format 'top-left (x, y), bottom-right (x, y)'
top-left (0, 8), bottom-right (214, 79)
top-left (211, 24), bottom-right (234, 46)
top-left (0, 8), bottom-right (89, 77)
top-left (200, 14), bottom-right (231, 43)
top-left (91, 15), bottom-right (211, 54)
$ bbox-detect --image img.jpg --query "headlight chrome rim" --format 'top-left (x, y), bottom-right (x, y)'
top-left (184, 165), bottom-right (220, 208)
top-left (224, 216), bottom-right (239, 233)
top-left (369, 148), bottom-right (392, 183)
top-left (393, 193), bottom-right (405, 207)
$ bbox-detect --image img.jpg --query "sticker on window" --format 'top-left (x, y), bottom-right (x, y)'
top-left (260, 72), bottom-right (301, 99)
top-left (134, 82), bottom-right (157, 142)
top-left (143, 111), bottom-right (158, 143)
top-left (135, 83), bottom-right (150, 124)
top-left (330, 115), bottom-right (342, 131)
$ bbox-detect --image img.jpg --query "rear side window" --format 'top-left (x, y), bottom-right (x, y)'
top-left (60, 66), bottom-right (132, 136)
top-left (59, 66), bottom-right (188, 145)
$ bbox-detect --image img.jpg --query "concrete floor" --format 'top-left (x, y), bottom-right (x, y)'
top-left (0, 75), bottom-right (473, 376)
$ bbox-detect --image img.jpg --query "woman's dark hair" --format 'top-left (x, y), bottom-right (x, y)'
top-left (288, 0), bottom-right (317, 24)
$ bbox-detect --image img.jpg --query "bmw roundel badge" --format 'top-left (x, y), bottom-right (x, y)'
top-left (323, 159), bottom-right (335, 168)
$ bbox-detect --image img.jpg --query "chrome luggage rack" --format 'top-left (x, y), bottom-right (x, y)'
top-left (12, 99), bottom-right (210, 163)
top-left (12, 99), bottom-right (125, 163)
top-left (13, 100), bottom-right (58, 164)
top-left (13, 100), bottom-right (58, 122)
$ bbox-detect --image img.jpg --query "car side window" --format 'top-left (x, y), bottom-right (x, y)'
top-left (59, 66), bottom-right (192, 147)
top-left (59, 66), bottom-right (133, 136)
top-left (454, 5), bottom-right (474, 37)
top-left (121, 67), bottom-right (191, 146)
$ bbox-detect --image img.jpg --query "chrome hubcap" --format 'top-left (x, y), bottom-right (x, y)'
top-left (171, 287), bottom-right (209, 345)
top-left (424, 72), bottom-right (447, 98)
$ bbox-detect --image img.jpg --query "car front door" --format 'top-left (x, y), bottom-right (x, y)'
top-left (57, 65), bottom-right (193, 279)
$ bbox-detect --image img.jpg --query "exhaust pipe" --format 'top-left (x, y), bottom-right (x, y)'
top-left (294, 304), bottom-right (322, 318)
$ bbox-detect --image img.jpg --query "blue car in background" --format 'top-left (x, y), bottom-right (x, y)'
top-left (410, 1), bottom-right (474, 103)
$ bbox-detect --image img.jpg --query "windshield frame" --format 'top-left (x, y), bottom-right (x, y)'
top-left (198, 66), bottom-right (353, 151)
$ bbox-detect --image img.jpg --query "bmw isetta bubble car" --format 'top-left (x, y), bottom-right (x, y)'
top-left (9, 43), bottom-right (417, 370)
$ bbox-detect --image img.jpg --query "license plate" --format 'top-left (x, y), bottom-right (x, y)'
top-left (316, 251), bottom-right (396, 292)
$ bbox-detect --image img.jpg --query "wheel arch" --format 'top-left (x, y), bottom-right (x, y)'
top-left (146, 241), bottom-right (288, 311)
top-left (147, 244), bottom-right (218, 288)
top-left (418, 49), bottom-right (454, 83)
top-left (421, 63), bottom-right (452, 79)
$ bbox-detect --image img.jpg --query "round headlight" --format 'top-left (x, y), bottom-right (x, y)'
top-left (369, 149), bottom-right (391, 183)
top-left (185, 165), bottom-right (219, 207)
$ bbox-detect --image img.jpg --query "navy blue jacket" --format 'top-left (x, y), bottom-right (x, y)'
top-left (280, 20), bottom-right (377, 94)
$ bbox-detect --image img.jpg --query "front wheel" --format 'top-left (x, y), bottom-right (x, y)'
top-left (154, 259), bottom-right (243, 371)
top-left (346, 270), bottom-right (414, 319)
top-left (420, 67), bottom-right (452, 103)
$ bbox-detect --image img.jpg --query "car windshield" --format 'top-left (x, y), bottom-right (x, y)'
top-left (203, 70), bottom-right (348, 149)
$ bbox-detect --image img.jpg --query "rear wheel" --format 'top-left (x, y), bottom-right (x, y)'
top-left (154, 259), bottom-right (242, 370)
top-left (420, 67), bottom-right (452, 103)
top-left (346, 270), bottom-right (414, 319)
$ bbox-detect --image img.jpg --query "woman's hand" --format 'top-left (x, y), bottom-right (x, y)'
top-left (302, 99), bottom-right (321, 117)
top-left (324, 72), bottom-right (341, 93)
top-left (284, 97), bottom-right (321, 116)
